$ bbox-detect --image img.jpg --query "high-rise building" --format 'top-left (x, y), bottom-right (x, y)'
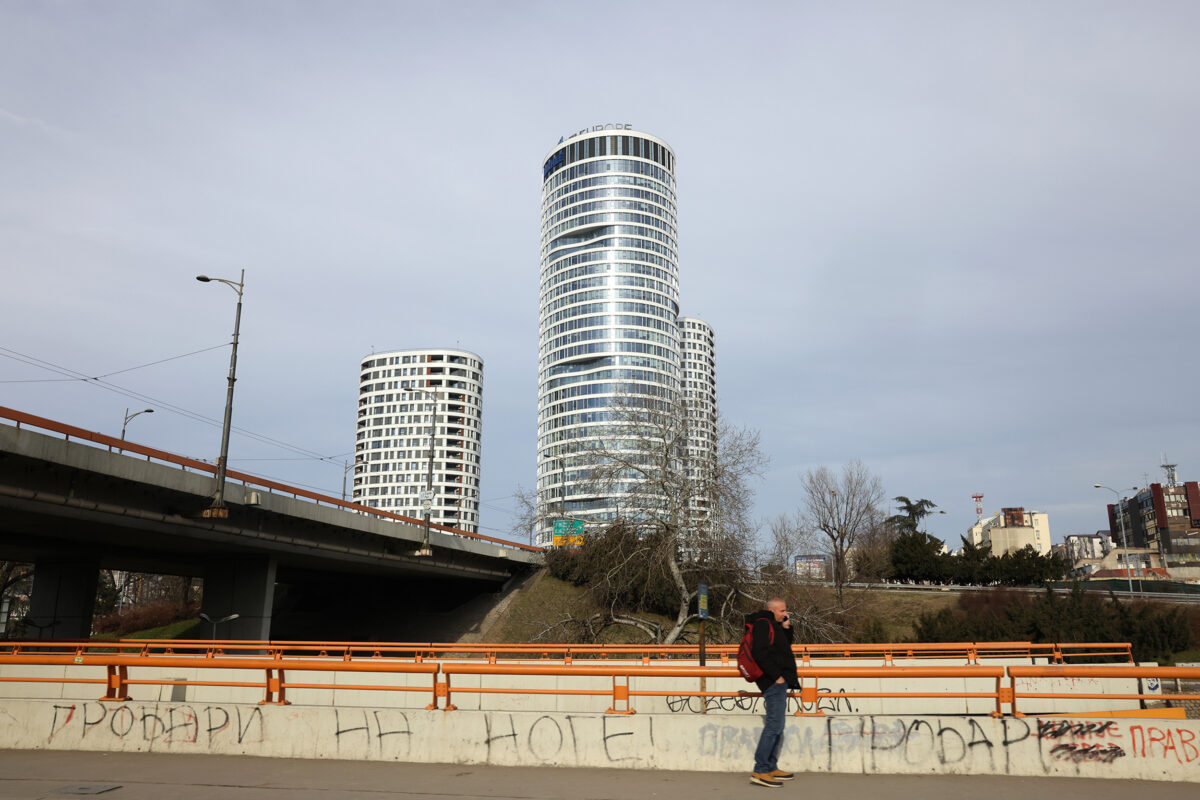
top-left (354, 348), bottom-right (483, 533)
top-left (1106, 481), bottom-right (1200, 566)
top-left (536, 125), bottom-right (714, 546)
top-left (679, 317), bottom-right (717, 544)
top-left (679, 317), bottom-right (717, 467)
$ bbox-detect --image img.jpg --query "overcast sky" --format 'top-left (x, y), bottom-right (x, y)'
top-left (2, 1), bottom-right (1197, 549)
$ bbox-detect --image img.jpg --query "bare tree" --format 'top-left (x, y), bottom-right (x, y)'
top-left (559, 392), bottom-right (768, 643)
top-left (509, 484), bottom-right (543, 548)
top-left (852, 515), bottom-right (896, 584)
top-left (761, 512), bottom-right (808, 576)
top-left (0, 561), bottom-right (32, 636)
top-left (799, 460), bottom-right (885, 606)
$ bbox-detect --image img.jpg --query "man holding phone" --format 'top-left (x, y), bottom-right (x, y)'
top-left (748, 597), bottom-right (799, 787)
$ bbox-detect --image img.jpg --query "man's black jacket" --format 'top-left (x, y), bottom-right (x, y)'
top-left (746, 609), bottom-right (800, 694)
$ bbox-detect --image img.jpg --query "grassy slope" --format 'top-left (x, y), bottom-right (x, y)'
top-left (862, 589), bottom-right (960, 642)
top-left (484, 571), bottom-right (961, 645)
top-left (94, 618), bottom-right (205, 640)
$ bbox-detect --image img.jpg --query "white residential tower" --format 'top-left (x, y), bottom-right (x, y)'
top-left (354, 348), bottom-right (483, 533)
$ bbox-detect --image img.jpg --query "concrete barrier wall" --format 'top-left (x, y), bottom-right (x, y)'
top-left (0, 660), bottom-right (1143, 716)
top-left (0, 698), bottom-right (1196, 782)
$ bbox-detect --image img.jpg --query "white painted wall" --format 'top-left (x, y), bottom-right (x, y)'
top-left (2, 699), bottom-right (1195, 782)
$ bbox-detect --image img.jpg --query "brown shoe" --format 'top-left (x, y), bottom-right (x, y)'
top-left (750, 773), bottom-right (783, 788)
top-left (769, 769), bottom-right (795, 781)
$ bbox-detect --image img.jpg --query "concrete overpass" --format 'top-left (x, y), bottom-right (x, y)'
top-left (0, 407), bottom-right (541, 640)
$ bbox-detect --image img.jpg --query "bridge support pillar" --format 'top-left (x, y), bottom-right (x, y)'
top-left (28, 559), bottom-right (100, 639)
top-left (202, 557), bottom-right (276, 641)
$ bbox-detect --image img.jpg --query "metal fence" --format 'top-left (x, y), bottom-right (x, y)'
top-left (3, 638), bottom-right (1191, 717)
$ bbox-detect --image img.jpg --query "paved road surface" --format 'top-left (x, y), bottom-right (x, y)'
top-left (1, 751), bottom-right (1195, 799)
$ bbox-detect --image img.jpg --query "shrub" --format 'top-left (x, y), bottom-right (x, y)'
top-left (94, 600), bottom-right (199, 636)
top-left (914, 585), bottom-right (1195, 663)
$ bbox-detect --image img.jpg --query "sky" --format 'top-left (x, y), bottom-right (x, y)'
top-left (2, 1), bottom-right (1197, 550)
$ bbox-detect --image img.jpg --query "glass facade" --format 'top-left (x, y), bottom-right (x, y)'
top-left (537, 130), bottom-right (681, 545)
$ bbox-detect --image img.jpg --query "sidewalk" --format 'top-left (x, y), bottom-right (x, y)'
top-left (1, 751), bottom-right (1196, 800)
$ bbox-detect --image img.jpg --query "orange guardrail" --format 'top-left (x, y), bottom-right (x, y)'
top-left (0, 651), bottom-right (440, 707)
top-left (0, 638), bottom-right (1134, 665)
top-left (440, 662), bottom-right (739, 713)
top-left (4, 639), bottom-right (1175, 716)
top-left (0, 406), bottom-right (540, 553)
top-left (1006, 664), bottom-right (1200, 716)
top-left (439, 662), bottom-right (1008, 715)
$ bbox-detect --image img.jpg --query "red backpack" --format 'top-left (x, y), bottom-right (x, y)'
top-left (736, 618), bottom-right (774, 682)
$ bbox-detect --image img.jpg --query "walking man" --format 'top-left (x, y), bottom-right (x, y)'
top-left (748, 597), bottom-right (799, 787)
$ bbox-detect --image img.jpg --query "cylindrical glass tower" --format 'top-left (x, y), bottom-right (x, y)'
top-left (537, 127), bottom-right (680, 546)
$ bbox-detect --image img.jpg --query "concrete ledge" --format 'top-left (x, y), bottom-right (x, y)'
top-left (2, 699), bottom-right (1197, 781)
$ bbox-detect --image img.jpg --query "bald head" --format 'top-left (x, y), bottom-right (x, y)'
top-left (766, 597), bottom-right (789, 625)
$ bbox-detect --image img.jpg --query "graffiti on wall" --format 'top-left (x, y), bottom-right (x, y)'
top-left (40, 703), bottom-right (656, 764)
top-left (48, 703), bottom-right (263, 746)
top-left (479, 712), bottom-right (655, 763)
top-left (35, 702), bottom-right (1199, 773)
top-left (332, 709), bottom-right (415, 757)
top-left (665, 689), bottom-right (855, 715)
top-left (1128, 724), bottom-right (1200, 764)
top-left (696, 714), bottom-right (1145, 773)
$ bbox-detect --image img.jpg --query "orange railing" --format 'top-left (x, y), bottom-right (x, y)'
top-left (0, 650), bottom-right (439, 706)
top-left (1007, 665), bottom-right (1200, 716)
top-left (438, 662), bottom-right (1010, 716)
top-left (0, 638), bottom-right (1134, 664)
top-left (1, 639), bottom-right (1183, 717)
top-left (0, 406), bottom-right (540, 553)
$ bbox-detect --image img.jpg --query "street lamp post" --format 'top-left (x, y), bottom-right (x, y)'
top-left (120, 407), bottom-right (154, 441)
top-left (1094, 484), bottom-right (1140, 594)
top-left (407, 384), bottom-right (438, 557)
top-left (199, 611), bottom-right (240, 641)
top-left (341, 458), bottom-right (360, 501)
top-left (196, 270), bottom-right (245, 518)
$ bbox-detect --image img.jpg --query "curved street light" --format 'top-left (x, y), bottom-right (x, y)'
top-left (199, 611), bottom-right (240, 641)
top-left (196, 271), bottom-right (245, 518)
top-left (342, 458), bottom-right (361, 502)
top-left (1094, 484), bottom-right (1140, 594)
top-left (120, 407), bottom-right (154, 441)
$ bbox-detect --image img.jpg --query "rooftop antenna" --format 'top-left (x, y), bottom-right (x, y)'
top-left (1161, 453), bottom-right (1179, 488)
top-left (972, 493), bottom-right (984, 522)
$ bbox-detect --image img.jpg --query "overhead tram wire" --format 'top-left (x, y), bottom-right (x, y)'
top-left (1, 346), bottom-right (328, 458)
top-left (0, 346), bottom-right (337, 462)
top-left (0, 343), bottom-right (230, 383)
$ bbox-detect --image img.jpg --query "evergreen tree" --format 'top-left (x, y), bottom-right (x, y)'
top-left (891, 529), bottom-right (948, 583)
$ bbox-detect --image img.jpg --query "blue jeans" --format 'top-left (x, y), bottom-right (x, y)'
top-left (753, 680), bottom-right (787, 773)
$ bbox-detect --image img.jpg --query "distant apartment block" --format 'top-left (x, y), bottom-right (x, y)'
top-left (967, 507), bottom-right (1051, 556)
top-left (1106, 480), bottom-right (1200, 567)
top-left (1062, 531), bottom-right (1113, 563)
